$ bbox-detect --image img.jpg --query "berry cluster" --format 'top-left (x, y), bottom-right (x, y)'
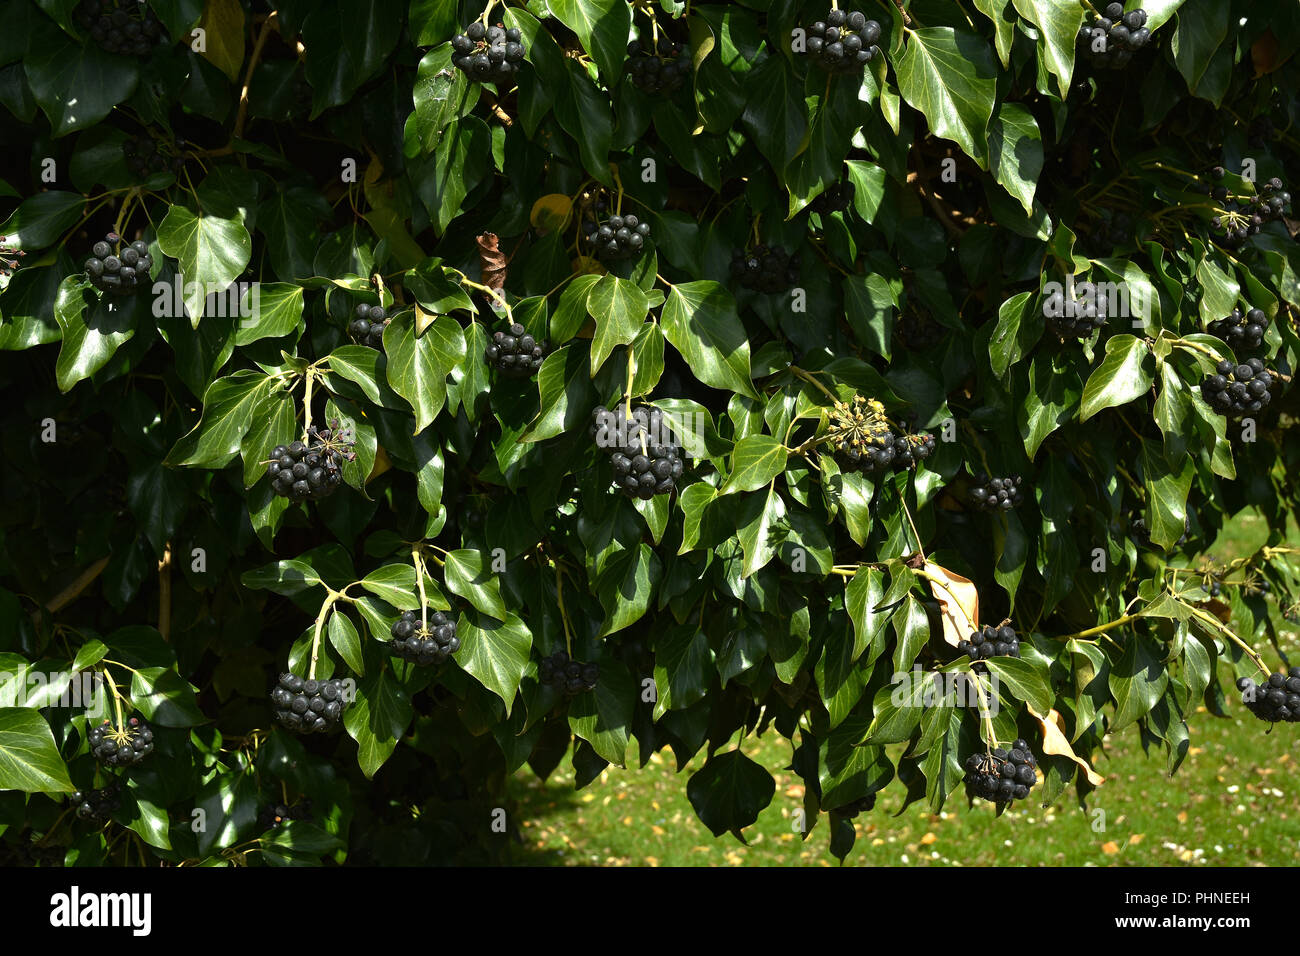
top-left (730, 244), bottom-right (800, 294)
top-left (809, 181), bottom-right (856, 216)
top-left (1045, 285), bottom-right (1110, 339)
top-left (75, 0), bottom-right (167, 56)
top-left (72, 784), bottom-right (121, 822)
top-left (968, 473), bottom-right (1026, 511)
top-left (267, 421), bottom-right (355, 502)
top-left (88, 717), bottom-right (154, 769)
top-left (957, 623), bottom-right (1021, 670)
top-left (625, 38), bottom-right (692, 94)
top-left (802, 10), bottom-right (882, 73)
top-left (0, 236), bottom-right (24, 277)
top-left (1208, 307), bottom-right (1270, 351)
top-left (348, 304), bottom-right (389, 349)
top-left (539, 650), bottom-right (599, 696)
top-left (1209, 173), bottom-right (1292, 247)
top-left (452, 22), bottom-right (525, 84)
top-left (271, 674), bottom-right (347, 734)
top-left (1201, 359), bottom-right (1273, 418)
top-left (592, 404), bottom-right (685, 500)
top-left (964, 741), bottom-right (1037, 804)
top-left (582, 213), bottom-right (651, 261)
top-left (258, 800), bottom-right (312, 830)
top-left (486, 322), bottom-right (546, 377)
top-left (389, 609), bottom-right (460, 666)
top-left (123, 134), bottom-right (184, 181)
top-left (829, 401), bottom-right (937, 476)
top-left (1076, 5), bottom-right (1151, 69)
top-left (85, 234), bottom-right (153, 296)
top-left (1236, 669), bottom-right (1300, 724)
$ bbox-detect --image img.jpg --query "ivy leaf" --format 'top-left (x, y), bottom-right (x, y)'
top-left (524, 344), bottom-right (595, 444)
top-left (1141, 439), bottom-right (1194, 550)
top-left (172, 370), bottom-right (277, 469)
top-left (328, 610), bottom-right (365, 676)
top-left (1109, 635), bottom-right (1170, 732)
top-left (411, 116), bottom-right (492, 234)
top-left (1079, 334), bottom-right (1154, 422)
top-left (195, 772), bottom-right (259, 857)
top-left (156, 202), bottom-right (253, 328)
top-left (652, 624), bottom-right (712, 718)
top-left (842, 271), bottom-right (896, 359)
top-left (894, 28), bottom-right (997, 169)
top-left (454, 611), bottom-right (532, 715)
top-left (721, 436), bottom-right (788, 495)
top-left (988, 102), bottom-right (1042, 215)
top-left (686, 749), bottom-right (775, 840)
top-left (130, 667), bottom-right (206, 726)
top-left (196, 0), bottom-right (245, 82)
top-left (300, 0), bottom-right (403, 115)
top-left (0, 192), bottom-right (84, 250)
top-left (359, 564), bottom-right (420, 609)
top-left (568, 658), bottom-right (635, 766)
top-left (596, 543), bottom-right (662, 636)
top-left (587, 274), bottom-right (648, 375)
top-left (661, 280), bottom-right (759, 400)
top-left (545, 0), bottom-right (630, 81)
top-left (444, 549), bottom-right (508, 621)
top-left (24, 27), bottom-right (139, 135)
top-left (407, 45), bottom-right (478, 155)
top-left (343, 668), bottom-right (413, 778)
top-left (52, 276), bottom-right (138, 393)
top-left (0, 708), bottom-right (74, 793)
top-left (736, 487), bottom-right (784, 579)
top-left (233, 283), bottom-right (303, 346)
top-left (983, 656), bottom-right (1053, 714)
top-left (383, 311), bottom-right (465, 433)
top-left (1008, 0), bottom-right (1083, 98)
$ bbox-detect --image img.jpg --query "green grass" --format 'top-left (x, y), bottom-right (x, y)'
top-left (508, 510), bottom-right (1300, 866)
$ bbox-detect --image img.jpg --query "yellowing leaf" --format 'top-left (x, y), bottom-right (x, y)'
top-left (197, 0), bottom-right (246, 83)
top-left (923, 561), bottom-right (979, 648)
top-left (530, 193), bottom-right (573, 233)
top-left (1101, 841), bottom-right (1119, 855)
top-left (1029, 705), bottom-right (1105, 786)
top-left (415, 304), bottom-right (437, 336)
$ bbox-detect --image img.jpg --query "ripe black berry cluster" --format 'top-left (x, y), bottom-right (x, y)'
top-left (539, 650), bottom-right (599, 696)
top-left (271, 674), bottom-right (347, 734)
top-left (827, 395), bottom-right (889, 473)
top-left (123, 134), bottom-right (184, 181)
top-left (1208, 172), bottom-right (1292, 247)
top-left (486, 322), bottom-right (546, 377)
top-left (969, 473), bottom-right (1025, 511)
top-left (85, 234), bottom-right (152, 296)
top-left (75, 0), bottom-right (167, 56)
top-left (0, 236), bottom-right (24, 276)
top-left (1076, 5), bottom-right (1150, 69)
top-left (258, 800), bottom-right (312, 830)
top-left (729, 244), bottom-right (800, 294)
top-left (964, 741), bottom-right (1037, 804)
top-left (957, 623), bottom-right (1020, 670)
top-left (1208, 307), bottom-right (1270, 350)
top-left (452, 21), bottom-right (525, 84)
top-left (809, 181), bottom-right (856, 216)
top-left (267, 420), bottom-right (355, 502)
top-left (72, 783), bottom-right (121, 822)
top-left (1045, 287), bottom-right (1109, 339)
top-left (88, 717), bottom-right (154, 769)
top-left (1201, 359), bottom-right (1273, 418)
top-left (349, 303), bottom-right (389, 349)
top-left (1236, 669), bottom-right (1300, 724)
top-left (582, 213), bottom-right (651, 261)
top-left (389, 609), bottom-right (460, 666)
top-left (591, 405), bottom-right (685, 499)
top-left (802, 10), bottom-right (882, 73)
top-left (625, 38), bottom-right (691, 94)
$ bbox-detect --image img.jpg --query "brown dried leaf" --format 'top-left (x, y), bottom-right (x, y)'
top-left (1029, 705), bottom-right (1105, 786)
top-left (1251, 30), bottom-right (1280, 75)
top-left (923, 561), bottom-right (979, 648)
top-left (476, 233), bottom-right (507, 291)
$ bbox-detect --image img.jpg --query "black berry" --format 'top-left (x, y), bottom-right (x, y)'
top-left (591, 404), bottom-right (685, 500)
top-left (266, 418), bottom-right (356, 502)
top-left (389, 609), bottom-right (460, 666)
top-left (967, 472), bottom-right (1026, 511)
top-left (85, 234), bottom-right (152, 297)
top-left (486, 322), bottom-right (546, 378)
top-left (87, 717), bottom-right (154, 769)
top-left (452, 21), bottom-right (526, 84)
top-left (729, 243), bottom-right (800, 294)
top-left (271, 672), bottom-right (348, 733)
top-left (625, 37), bottom-right (692, 94)
top-left (802, 10), bottom-right (881, 73)
top-left (348, 303), bottom-right (389, 350)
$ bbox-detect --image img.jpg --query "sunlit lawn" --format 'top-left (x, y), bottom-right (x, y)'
top-left (508, 510), bottom-right (1300, 866)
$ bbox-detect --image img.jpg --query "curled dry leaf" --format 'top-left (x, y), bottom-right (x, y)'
top-left (923, 561), bottom-right (979, 648)
top-left (1029, 705), bottom-right (1105, 786)
top-left (476, 232), bottom-right (507, 291)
